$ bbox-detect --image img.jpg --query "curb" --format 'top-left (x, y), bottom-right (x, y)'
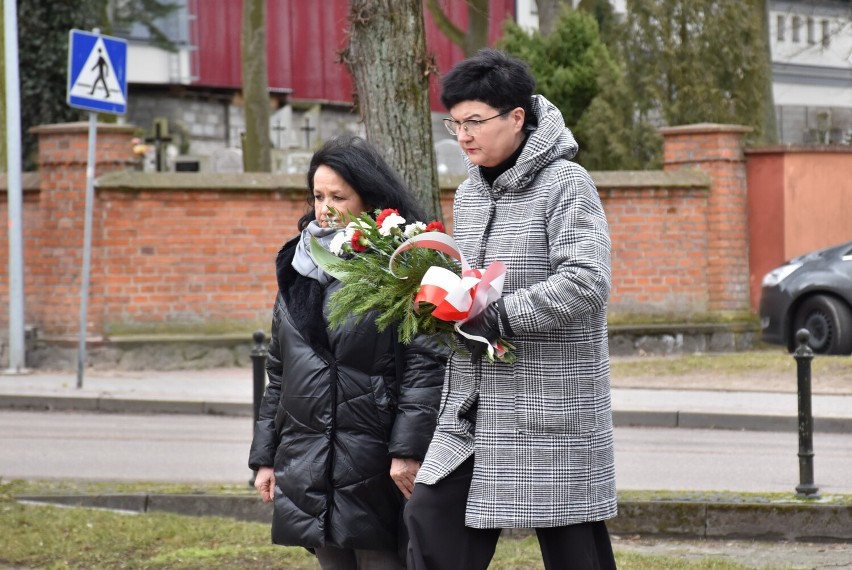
top-left (16, 494), bottom-right (852, 542)
top-left (0, 395), bottom-right (253, 417)
top-left (611, 410), bottom-right (852, 434)
top-left (2, 395), bottom-right (851, 433)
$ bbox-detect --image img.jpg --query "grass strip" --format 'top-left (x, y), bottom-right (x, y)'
top-left (0, 498), bottom-right (756, 570)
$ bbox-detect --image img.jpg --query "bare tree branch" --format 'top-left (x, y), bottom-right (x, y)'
top-left (425, 0), bottom-right (466, 49)
top-left (426, 0), bottom-right (490, 56)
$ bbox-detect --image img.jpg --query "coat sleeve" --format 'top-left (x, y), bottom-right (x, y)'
top-left (387, 334), bottom-right (447, 461)
top-left (504, 163), bottom-right (612, 335)
top-left (248, 293), bottom-right (284, 470)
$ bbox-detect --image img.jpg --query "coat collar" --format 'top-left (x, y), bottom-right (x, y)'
top-left (276, 236), bottom-right (332, 354)
top-left (469, 94), bottom-right (579, 194)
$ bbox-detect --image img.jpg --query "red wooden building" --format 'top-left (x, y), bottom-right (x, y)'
top-left (123, 0), bottom-right (519, 165)
top-left (188, 0), bottom-right (516, 111)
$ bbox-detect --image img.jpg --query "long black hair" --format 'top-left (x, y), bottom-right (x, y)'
top-left (298, 135), bottom-right (426, 231)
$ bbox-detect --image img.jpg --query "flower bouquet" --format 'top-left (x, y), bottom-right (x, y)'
top-left (310, 208), bottom-right (515, 363)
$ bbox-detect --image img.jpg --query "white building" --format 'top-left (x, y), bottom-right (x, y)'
top-left (770, 0), bottom-right (852, 143)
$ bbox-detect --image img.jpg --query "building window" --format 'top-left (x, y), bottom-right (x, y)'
top-left (807, 17), bottom-right (816, 44)
top-left (822, 20), bottom-right (831, 47)
top-left (792, 16), bottom-right (801, 42)
top-left (776, 15), bottom-right (785, 41)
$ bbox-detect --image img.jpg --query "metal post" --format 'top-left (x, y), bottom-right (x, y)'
top-left (249, 329), bottom-right (267, 486)
top-left (76, 112), bottom-right (98, 389)
top-left (794, 329), bottom-right (819, 498)
top-left (4, 0), bottom-right (27, 374)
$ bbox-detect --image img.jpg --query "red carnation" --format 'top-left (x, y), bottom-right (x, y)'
top-left (376, 208), bottom-right (400, 227)
top-left (426, 220), bottom-right (445, 233)
top-left (351, 229), bottom-right (367, 252)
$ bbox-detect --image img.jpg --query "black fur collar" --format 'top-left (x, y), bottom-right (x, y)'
top-left (276, 238), bottom-right (331, 354)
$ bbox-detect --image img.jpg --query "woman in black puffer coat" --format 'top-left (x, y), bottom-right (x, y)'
top-left (249, 136), bottom-right (446, 570)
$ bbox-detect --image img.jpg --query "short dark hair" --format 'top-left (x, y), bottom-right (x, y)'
top-left (440, 48), bottom-right (535, 122)
top-left (299, 135), bottom-right (426, 231)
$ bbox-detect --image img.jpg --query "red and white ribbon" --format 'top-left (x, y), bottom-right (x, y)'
top-left (389, 232), bottom-right (507, 358)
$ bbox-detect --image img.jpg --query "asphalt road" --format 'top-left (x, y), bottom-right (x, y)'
top-left (2, 409), bottom-right (851, 494)
top-left (0, 410), bottom-right (252, 483)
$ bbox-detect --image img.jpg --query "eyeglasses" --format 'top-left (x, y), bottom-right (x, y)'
top-left (443, 110), bottom-right (511, 136)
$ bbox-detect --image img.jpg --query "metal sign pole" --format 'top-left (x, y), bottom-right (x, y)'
top-left (4, 0), bottom-right (26, 374)
top-left (76, 112), bottom-right (98, 388)
top-left (67, 28), bottom-right (127, 387)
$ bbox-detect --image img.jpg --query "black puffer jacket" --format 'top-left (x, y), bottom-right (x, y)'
top-left (248, 237), bottom-right (446, 550)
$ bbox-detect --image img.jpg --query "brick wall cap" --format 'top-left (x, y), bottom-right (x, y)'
top-left (658, 123), bottom-right (752, 136)
top-left (591, 169), bottom-right (710, 190)
top-left (745, 144), bottom-right (852, 156)
top-left (95, 171), bottom-right (470, 193)
top-left (439, 171), bottom-right (711, 192)
top-left (0, 172), bottom-right (40, 192)
top-left (96, 170), bottom-right (306, 192)
top-left (30, 122), bottom-right (137, 135)
top-left (32, 334), bottom-right (252, 348)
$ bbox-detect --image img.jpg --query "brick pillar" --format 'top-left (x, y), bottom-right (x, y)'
top-left (659, 123), bottom-right (752, 313)
top-left (29, 122), bottom-right (136, 337)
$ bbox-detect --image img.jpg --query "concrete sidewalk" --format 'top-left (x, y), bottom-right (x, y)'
top-left (1, 366), bottom-right (851, 433)
top-left (4, 366), bottom-right (852, 544)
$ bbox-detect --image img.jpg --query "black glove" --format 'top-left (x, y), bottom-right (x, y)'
top-left (457, 298), bottom-right (513, 362)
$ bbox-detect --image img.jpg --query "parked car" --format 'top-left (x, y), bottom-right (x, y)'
top-left (759, 241), bottom-right (852, 355)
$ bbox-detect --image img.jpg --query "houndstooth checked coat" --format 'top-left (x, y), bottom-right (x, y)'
top-left (417, 95), bottom-right (617, 529)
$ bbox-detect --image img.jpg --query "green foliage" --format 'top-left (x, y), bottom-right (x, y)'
top-left (500, 1), bottom-right (774, 168)
top-left (573, 54), bottom-right (662, 170)
top-left (622, 0), bottom-right (772, 143)
top-left (314, 209), bottom-right (515, 362)
top-left (577, 0), bottom-right (620, 45)
top-left (501, 11), bottom-right (600, 129)
top-left (328, 245), bottom-right (460, 344)
top-left (499, 9), bottom-right (661, 170)
top-left (317, 213), bottom-right (461, 346)
top-left (15, 0), bottom-right (179, 171)
top-left (17, 1), bottom-right (100, 170)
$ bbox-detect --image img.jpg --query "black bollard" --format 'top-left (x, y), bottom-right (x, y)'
top-left (793, 329), bottom-right (819, 498)
top-left (249, 329), bottom-right (267, 487)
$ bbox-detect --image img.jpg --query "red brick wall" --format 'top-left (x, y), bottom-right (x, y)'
top-left (1, 121), bottom-right (754, 339)
top-left (659, 124), bottom-right (752, 313)
top-left (92, 185), bottom-right (306, 334)
top-left (26, 123), bottom-right (138, 337)
top-left (600, 183), bottom-right (710, 314)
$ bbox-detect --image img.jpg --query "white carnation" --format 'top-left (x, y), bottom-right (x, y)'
top-left (329, 231), bottom-right (348, 256)
top-left (378, 213), bottom-right (406, 236)
top-left (404, 222), bottom-right (426, 237)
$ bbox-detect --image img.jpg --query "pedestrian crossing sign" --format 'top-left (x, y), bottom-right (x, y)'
top-left (67, 29), bottom-right (128, 115)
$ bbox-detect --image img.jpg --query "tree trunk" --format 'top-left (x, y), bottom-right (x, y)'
top-left (345, 0), bottom-right (442, 221)
top-left (535, 0), bottom-right (568, 37)
top-left (759, 0), bottom-right (778, 144)
top-left (241, 0), bottom-right (270, 172)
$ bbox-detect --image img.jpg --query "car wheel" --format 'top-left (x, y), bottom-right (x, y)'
top-left (792, 295), bottom-right (852, 355)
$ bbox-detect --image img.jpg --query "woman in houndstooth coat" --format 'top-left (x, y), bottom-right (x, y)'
top-left (405, 49), bottom-right (617, 570)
